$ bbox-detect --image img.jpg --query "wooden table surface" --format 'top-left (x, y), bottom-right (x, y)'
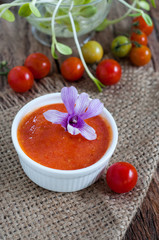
top-left (0, 1), bottom-right (159, 239)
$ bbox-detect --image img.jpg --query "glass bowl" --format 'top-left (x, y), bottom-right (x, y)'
top-left (26, 0), bottom-right (113, 46)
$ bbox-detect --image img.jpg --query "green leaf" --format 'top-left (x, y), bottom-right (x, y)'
top-left (51, 43), bottom-right (58, 59)
top-left (56, 9), bottom-right (80, 32)
top-left (29, 3), bottom-right (41, 17)
top-left (74, 0), bottom-right (91, 5)
top-left (56, 16), bottom-right (80, 33)
top-left (39, 13), bottom-right (51, 29)
top-left (137, 1), bottom-right (150, 11)
top-left (18, 3), bottom-right (32, 17)
top-left (95, 19), bottom-right (108, 31)
top-left (56, 16), bottom-right (69, 25)
top-left (80, 6), bottom-right (96, 18)
top-left (44, 11), bottom-right (52, 18)
top-left (56, 42), bottom-right (72, 55)
top-left (82, 0), bottom-right (91, 3)
top-left (56, 9), bottom-right (69, 25)
top-left (39, 21), bottom-right (51, 29)
top-left (74, 0), bottom-right (82, 5)
top-left (67, 19), bottom-right (80, 32)
top-left (142, 12), bottom-right (152, 26)
top-left (150, 0), bottom-right (156, 8)
top-left (129, 13), bottom-right (141, 17)
top-left (0, 9), bottom-right (15, 22)
top-left (57, 8), bottom-right (68, 17)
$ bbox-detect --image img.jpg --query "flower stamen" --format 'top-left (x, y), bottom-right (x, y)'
top-left (69, 116), bottom-right (78, 125)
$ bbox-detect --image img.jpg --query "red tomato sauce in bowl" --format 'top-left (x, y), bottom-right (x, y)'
top-left (17, 103), bottom-right (112, 170)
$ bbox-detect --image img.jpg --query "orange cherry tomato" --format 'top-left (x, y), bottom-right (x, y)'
top-left (129, 45), bottom-right (151, 66)
top-left (61, 57), bottom-right (84, 82)
top-left (132, 16), bottom-right (154, 36)
top-left (130, 29), bottom-right (148, 46)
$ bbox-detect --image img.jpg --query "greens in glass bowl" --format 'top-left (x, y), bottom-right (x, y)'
top-left (0, 0), bottom-right (156, 91)
top-left (28, 0), bottom-right (112, 39)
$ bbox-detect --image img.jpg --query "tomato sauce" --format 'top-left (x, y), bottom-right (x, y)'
top-left (17, 104), bottom-right (112, 170)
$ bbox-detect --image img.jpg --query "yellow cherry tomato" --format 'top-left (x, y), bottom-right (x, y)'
top-left (81, 40), bottom-right (103, 64)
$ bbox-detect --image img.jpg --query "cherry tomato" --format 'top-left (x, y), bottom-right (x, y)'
top-left (111, 36), bottom-right (132, 58)
top-left (129, 45), bottom-right (151, 66)
top-left (96, 59), bottom-right (122, 85)
top-left (130, 29), bottom-right (148, 46)
top-left (133, 16), bottom-right (154, 36)
top-left (8, 66), bottom-right (34, 93)
top-left (106, 162), bottom-right (138, 193)
top-left (24, 53), bottom-right (51, 79)
top-left (61, 57), bottom-right (84, 82)
top-left (81, 40), bottom-right (103, 64)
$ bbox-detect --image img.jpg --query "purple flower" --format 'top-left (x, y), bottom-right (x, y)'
top-left (43, 86), bottom-right (104, 140)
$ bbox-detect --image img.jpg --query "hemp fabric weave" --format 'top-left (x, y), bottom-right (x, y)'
top-left (0, 64), bottom-right (159, 240)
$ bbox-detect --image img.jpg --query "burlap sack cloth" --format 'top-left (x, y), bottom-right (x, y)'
top-left (0, 62), bottom-right (159, 240)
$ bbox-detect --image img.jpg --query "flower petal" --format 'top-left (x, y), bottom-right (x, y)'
top-left (67, 124), bottom-right (81, 135)
top-left (81, 99), bottom-right (104, 120)
top-left (43, 110), bottom-right (68, 129)
top-left (79, 122), bottom-right (97, 140)
top-left (61, 86), bottom-right (78, 114)
top-left (74, 93), bottom-right (90, 116)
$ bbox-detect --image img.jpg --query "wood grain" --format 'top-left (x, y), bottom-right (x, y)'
top-left (0, 3), bottom-right (159, 240)
top-left (0, 14), bottom-right (58, 91)
top-left (124, 165), bottom-right (159, 240)
top-left (149, 0), bottom-right (159, 71)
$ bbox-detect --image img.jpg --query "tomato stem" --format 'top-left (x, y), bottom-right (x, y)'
top-left (0, 61), bottom-right (10, 76)
top-left (131, 41), bottom-right (141, 47)
top-left (114, 42), bottom-right (132, 50)
top-left (131, 28), bottom-right (143, 35)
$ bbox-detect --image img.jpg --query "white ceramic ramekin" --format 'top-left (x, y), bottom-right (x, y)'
top-left (11, 93), bottom-right (118, 192)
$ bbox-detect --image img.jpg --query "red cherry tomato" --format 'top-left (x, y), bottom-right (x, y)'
top-left (106, 162), bottom-right (138, 193)
top-left (129, 45), bottom-right (151, 66)
top-left (8, 66), bottom-right (34, 93)
top-left (61, 57), bottom-right (84, 82)
top-left (96, 59), bottom-right (122, 85)
top-left (130, 29), bottom-right (148, 46)
top-left (24, 53), bottom-right (51, 79)
top-left (132, 16), bottom-right (154, 36)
